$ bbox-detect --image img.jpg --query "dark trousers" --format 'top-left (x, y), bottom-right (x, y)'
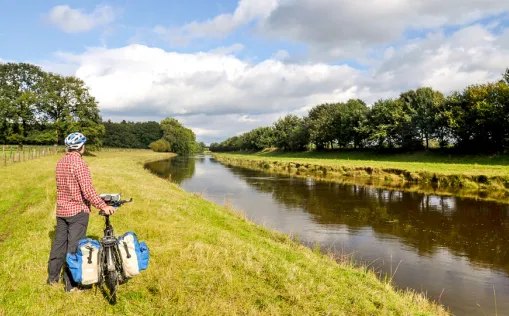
top-left (47, 210), bottom-right (89, 291)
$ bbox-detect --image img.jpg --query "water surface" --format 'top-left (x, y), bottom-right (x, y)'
top-left (146, 155), bottom-right (509, 315)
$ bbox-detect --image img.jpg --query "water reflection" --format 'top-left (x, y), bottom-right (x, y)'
top-left (146, 155), bottom-right (509, 315)
top-left (145, 156), bottom-right (196, 183)
top-left (236, 174), bottom-right (509, 273)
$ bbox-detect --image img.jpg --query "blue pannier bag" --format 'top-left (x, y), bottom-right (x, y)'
top-left (66, 238), bottom-right (102, 285)
top-left (118, 232), bottom-right (150, 277)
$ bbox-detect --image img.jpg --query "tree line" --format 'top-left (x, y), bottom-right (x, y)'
top-left (0, 62), bottom-right (203, 155)
top-left (148, 117), bottom-right (206, 155)
top-left (211, 69), bottom-right (509, 154)
top-left (103, 120), bottom-right (162, 149)
top-left (0, 62), bottom-right (105, 149)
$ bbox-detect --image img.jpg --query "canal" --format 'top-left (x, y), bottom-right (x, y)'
top-left (146, 155), bottom-right (509, 315)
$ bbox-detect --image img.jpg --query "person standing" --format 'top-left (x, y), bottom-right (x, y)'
top-left (47, 132), bottom-right (116, 292)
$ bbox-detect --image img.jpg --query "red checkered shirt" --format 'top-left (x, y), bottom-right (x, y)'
top-left (55, 151), bottom-right (107, 217)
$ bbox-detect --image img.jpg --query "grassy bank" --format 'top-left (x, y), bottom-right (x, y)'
top-left (0, 151), bottom-right (447, 315)
top-left (213, 151), bottom-right (509, 203)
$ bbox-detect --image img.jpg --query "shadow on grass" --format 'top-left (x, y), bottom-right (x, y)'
top-left (48, 227), bottom-right (120, 305)
top-left (48, 227), bottom-right (56, 244)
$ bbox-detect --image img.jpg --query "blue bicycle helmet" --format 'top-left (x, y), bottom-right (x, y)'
top-left (65, 132), bottom-right (87, 150)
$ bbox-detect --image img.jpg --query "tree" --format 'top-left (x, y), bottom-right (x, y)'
top-left (273, 115), bottom-right (309, 151)
top-left (449, 81), bottom-right (509, 153)
top-left (103, 120), bottom-right (163, 148)
top-left (135, 121), bottom-right (163, 148)
top-left (40, 73), bottom-right (104, 148)
top-left (399, 87), bottom-right (445, 150)
top-left (209, 142), bottom-right (219, 152)
top-left (367, 98), bottom-right (412, 149)
top-left (307, 103), bottom-right (336, 150)
top-left (149, 139), bottom-right (171, 152)
top-left (253, 127), bottom-right (275, 149)
top-left (0, 86), bottom-right (11, 144)
top-left (331, 99), bottom-right (369, 149)
top-left (346, 99), bottom-right (370, 149)
top-left (160, 117), bottom-right (197, 155)
top-left (0, 62), bottom-right (45, 144)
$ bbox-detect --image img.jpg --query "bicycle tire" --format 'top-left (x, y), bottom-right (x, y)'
top-left (107, 270), bottom-right (117, 304)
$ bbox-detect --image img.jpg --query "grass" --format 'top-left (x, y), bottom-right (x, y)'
top-left (215, 150), bottom-right (509, 177)
top-left (0, 150), bottom-right (448, 315)
top-left (212, 150), bottom-right (509, 203)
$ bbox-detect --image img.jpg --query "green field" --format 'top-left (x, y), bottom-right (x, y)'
top-left (215, 150), bottom-right (509, 176)
top-left (0, 151), bottom-right (447, 315)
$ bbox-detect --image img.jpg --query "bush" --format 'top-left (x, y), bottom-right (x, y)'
top-left (149, 139), bottom-right (171, 152)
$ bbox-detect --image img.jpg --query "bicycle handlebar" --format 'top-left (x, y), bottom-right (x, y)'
top-left (98, 196), bottom-right (133, 216)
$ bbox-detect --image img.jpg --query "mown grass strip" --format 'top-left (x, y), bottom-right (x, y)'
top-left (216, 150), bottom-right (509, 176)
top-left (0, 151), bottom-right (448, 315)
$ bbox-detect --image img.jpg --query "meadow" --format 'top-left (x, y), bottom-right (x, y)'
top-left (0, 150), bottom-right (447, 315)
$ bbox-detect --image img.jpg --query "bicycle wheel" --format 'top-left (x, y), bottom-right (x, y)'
top-left (103, 246), bottom-right (118, 304)
top-left (107, 270), bottom-right (117, 304)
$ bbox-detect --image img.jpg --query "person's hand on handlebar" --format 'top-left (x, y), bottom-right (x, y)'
top-left (101, 205), bottom-right (116, 215)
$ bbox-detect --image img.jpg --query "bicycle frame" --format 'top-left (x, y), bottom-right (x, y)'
top-left (102, 216), bottom-right (120, 272)
top-left (97, 195), bottom-right (132, 304)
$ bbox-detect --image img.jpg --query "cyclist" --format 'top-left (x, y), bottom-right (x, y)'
top-left (47, 132), bottom-right (116, 292)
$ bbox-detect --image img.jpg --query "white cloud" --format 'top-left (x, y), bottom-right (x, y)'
top-left (209, 43), bottom-right (244, 55)
top-left (160, 0), bottom-right (509, 61)
top-left (272, 50), bottom-right (289, 61)
top-left (261, 0), bottom-right (509, 60)
top-left (190, 127), bottom-right (222, 137)
top-left (44, 22), bottom-right (509, 144)
top-left (57, 44), bottom-right (359, 118)
top-left (154, 0), bottom-right (277, 44)
top-left (367, 24), bottom-right (509, 94)
top-left (45, 5), bottom-right (116, 33)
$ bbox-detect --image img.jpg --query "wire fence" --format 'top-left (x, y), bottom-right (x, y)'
top-left (0, 145), bottom-right (153, 167)
top-left (1, 144), bottom-right (62, 167)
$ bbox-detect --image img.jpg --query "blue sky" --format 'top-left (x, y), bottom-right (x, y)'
top-left (0, 0), bottom-right (287, 63)
top-left (1, 0), bottom-right (508, 144)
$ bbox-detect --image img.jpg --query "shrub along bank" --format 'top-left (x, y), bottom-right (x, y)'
top-left (0, 151), bottom-right (447, 315)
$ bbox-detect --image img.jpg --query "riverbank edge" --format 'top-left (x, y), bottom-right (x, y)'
top-left (212, 153), bottom-right (509, 203)
top-left (140, 153), bottom-right (449, 315)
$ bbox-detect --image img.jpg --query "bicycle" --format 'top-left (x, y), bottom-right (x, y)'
top-left (97, 193), bottom-right (132, 305)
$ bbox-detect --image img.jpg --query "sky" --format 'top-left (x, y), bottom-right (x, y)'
top-left (1, 0), bottom-right (509, 144)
